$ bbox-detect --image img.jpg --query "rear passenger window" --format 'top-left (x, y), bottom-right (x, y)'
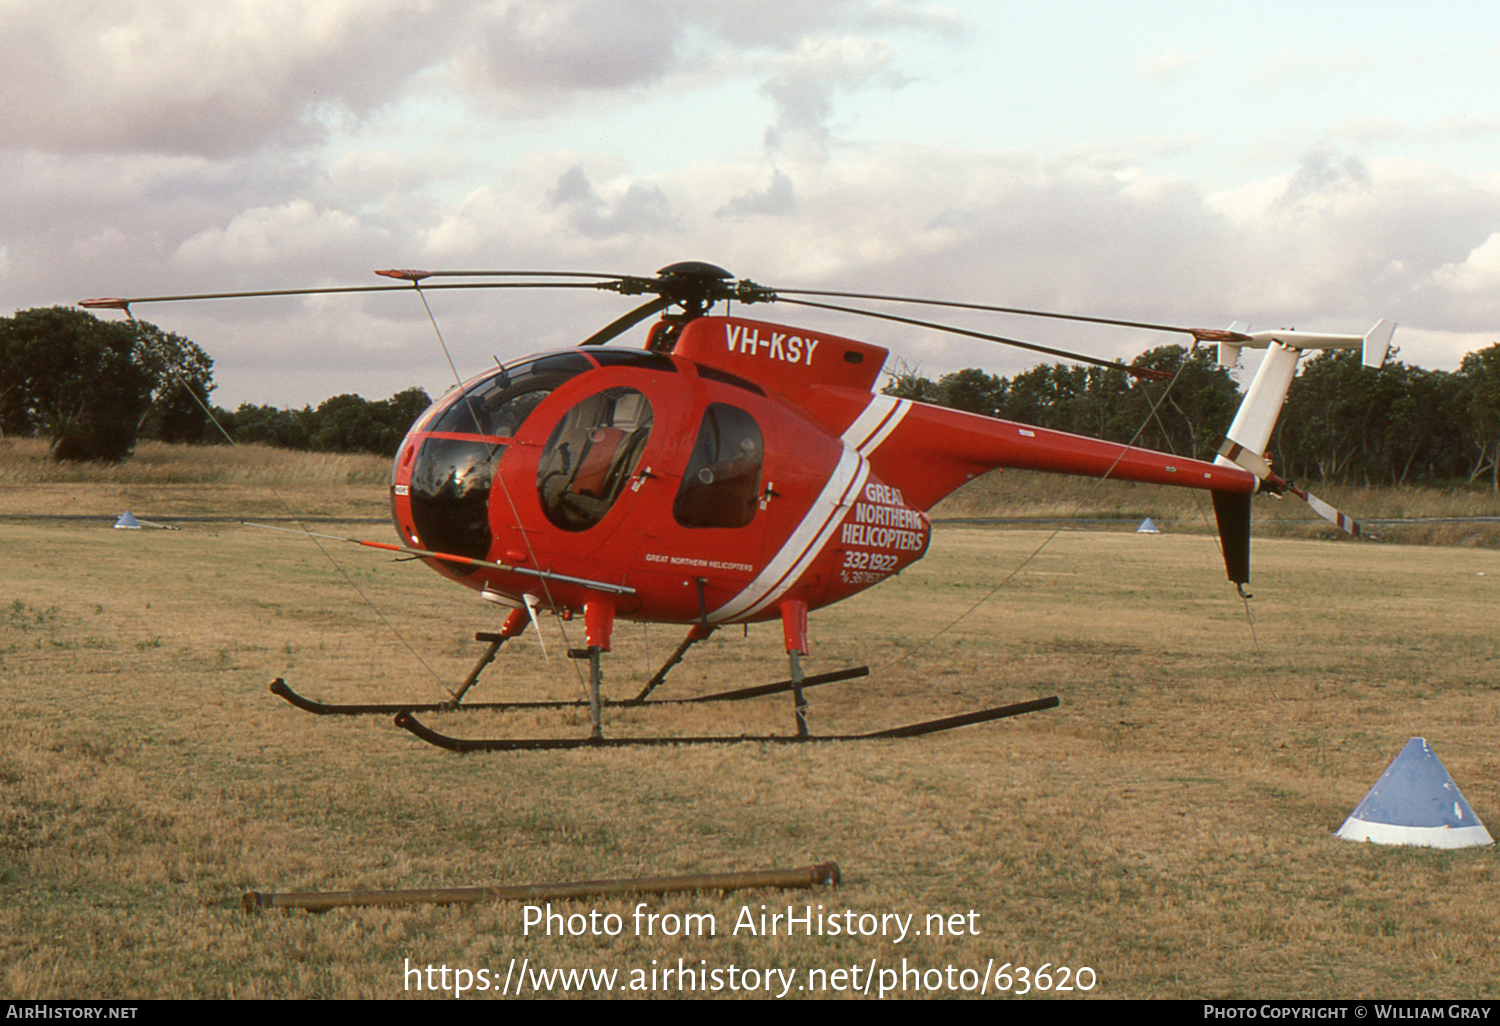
top-left (673, 404), bottom-right (762, 529)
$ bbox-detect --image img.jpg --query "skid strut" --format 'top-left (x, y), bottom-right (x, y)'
top-left (635, 624), bottom-right (716, 701)
top-left (447, 609), bottom-right (528, 705)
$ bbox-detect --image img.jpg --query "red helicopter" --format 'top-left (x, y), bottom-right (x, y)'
top-left (82, 262), bottom-right (1394, 750)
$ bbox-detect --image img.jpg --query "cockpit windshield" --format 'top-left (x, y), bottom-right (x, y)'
top-left (402, 349), bottom-right (676, 563)
top-left (403, 352), bottom-right (596, 566)
top-left (427, 352), bottom-right (596, 438)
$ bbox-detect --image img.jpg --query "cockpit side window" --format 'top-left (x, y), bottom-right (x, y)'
top-left (536, 387), bottom-right (654, 532)
top-left (673, 404), bottom-right (763, 529)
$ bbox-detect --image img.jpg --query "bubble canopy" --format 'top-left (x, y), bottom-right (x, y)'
top-left (399, 349), bottom-right (672, 565)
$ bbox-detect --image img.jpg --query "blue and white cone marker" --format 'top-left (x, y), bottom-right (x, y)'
top-left (1336, 738), bottom-right (1493, 848)
top-left (1137, 517), bottom-right (1160, 534)
top-left (113, 511), bottom-right (141, 530)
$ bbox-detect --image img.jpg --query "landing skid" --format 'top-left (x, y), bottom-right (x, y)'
top-left (393, 696), bottom-right (1061, 752)
top-left (270, 666), bottom-right (871, 716)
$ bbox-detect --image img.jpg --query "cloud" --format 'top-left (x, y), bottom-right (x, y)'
top-left (716, 170), bottom-right (798, 217)
top-left (547, 165), bottom-right (676, 238)
top-left (7, 1), bottom-right (1499, 408)
top-left (113, 142), bottom-right (1500, 390)
top-left (1275, 148), bottom-right (1372, 209)
top-left (459, 0), bottom-right (692, 95)
top-left (0, 0), bottom-right (455, 157)
top-left (454, 0), bottom-right (956, 119)
top-left (172, 199), bottom-right (389, 269)
top-left (1433, 232), bottom-right (1500, 293)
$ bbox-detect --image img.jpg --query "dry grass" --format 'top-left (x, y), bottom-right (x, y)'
top-left (0, 438), bottom-right (390, 518)
top-left (937, 468), bottom-right (1500, 547)
top-left (3, 449), bottom-right (1500, 999)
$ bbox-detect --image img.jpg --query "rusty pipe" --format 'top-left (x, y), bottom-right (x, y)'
top-left (243, 861), bottom-right (840, 914)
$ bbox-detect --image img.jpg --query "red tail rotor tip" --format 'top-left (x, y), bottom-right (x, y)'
top-left (375, 268), bottom-right (431, 282)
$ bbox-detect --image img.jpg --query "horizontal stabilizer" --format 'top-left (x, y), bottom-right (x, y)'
top-left (1360, 319), bottom-right (1397, 368)
top-left (1223, 319), bottom-right (1396, 369)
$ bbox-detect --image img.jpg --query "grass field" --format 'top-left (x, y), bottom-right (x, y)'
top-left (3, 441), bottom-right (1500, 999)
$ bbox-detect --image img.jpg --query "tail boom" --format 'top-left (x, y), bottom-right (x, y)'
top-left (865, 401), bottom-right (1258, 585)
top-left (867, 401), bottom-right (1258, 513)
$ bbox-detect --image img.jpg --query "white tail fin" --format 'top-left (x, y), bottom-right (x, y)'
top-left (1212, 319), bottom-right (1393, 537)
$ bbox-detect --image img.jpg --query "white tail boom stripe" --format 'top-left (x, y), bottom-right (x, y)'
top-left (842, 395), bottom-right (911, 453)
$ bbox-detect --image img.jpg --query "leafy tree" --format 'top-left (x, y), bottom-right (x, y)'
top-left (1272, 352), bottom-right (1459, 486)
top-left (0, 307), bottom-right (216, 460)
top-left (132, 322), bottom-right (216, 444)
top-left (997, 362), bottom-right (1133, 440)
top-left (1456, 343), bottom-right (1500, 491)
top-left (225, 387), bottom-right (431, 456)
top-left (310, 388), bottom-right (432, 457)
top-left (1379, 365), bottom-right (1466, 486)
top-left (231, 403), bottom-right (317, 450)
top-left (867, 341), bottom-right (1500, 491)
top-left (384, 387), bottom-right (433, 441)
top-left (0, 308), bottom-right (153, 460)
top-left (935, 368), bottom-right (1005, 416)
top-left (997, 363), bottom-right (1086, 431)
top-left (311, 394), bottom-right (380, 454)
top-left (1117, 345), bottom-right (1240, 460)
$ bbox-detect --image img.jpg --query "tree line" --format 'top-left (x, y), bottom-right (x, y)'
top-left (6, 306), bottom-right (1500, 489)
top-left (886, 342), bottom-right (1500, 491)
top-left (1, 307), bottom-right (428, 460)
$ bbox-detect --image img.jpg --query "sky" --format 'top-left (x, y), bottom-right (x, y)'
top-left (4, 0), bottom-right (1500, 408)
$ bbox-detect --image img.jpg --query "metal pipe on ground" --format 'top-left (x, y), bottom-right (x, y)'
top-left (243, 861), bottom-right (840, 914)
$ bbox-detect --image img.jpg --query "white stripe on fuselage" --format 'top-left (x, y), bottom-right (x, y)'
top-left (708, 396), bottom-right (911, 623)
top-left (842, 395), bottom-right (909, 453)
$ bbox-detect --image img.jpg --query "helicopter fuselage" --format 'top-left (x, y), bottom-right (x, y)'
top-left (388, 313), bottom-right (1257, 640)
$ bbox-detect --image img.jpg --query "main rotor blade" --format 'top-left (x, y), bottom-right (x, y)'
top-left (80, 281), bottom-right (604, 310)
top-left (578, 295), bottom-right (675, 346)
top-left (775, 297), bottom-right (1172, 381)
top-left (375, 269), bottom-right (632, 282)
top-left (771, 288), bottom-right (1252, 344)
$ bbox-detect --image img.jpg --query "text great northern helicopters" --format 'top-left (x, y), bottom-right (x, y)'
top-left (83, 261), bottom-right (1394, 751)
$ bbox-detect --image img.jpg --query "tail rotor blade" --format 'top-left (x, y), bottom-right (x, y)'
top-left (1217, 440), bottom-right (1363, 538)
top-left (1294, 487), bottom-right (1363, 538)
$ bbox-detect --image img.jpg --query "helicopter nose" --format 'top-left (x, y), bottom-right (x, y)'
top-left (402, 436), bottom-right (503, 566)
